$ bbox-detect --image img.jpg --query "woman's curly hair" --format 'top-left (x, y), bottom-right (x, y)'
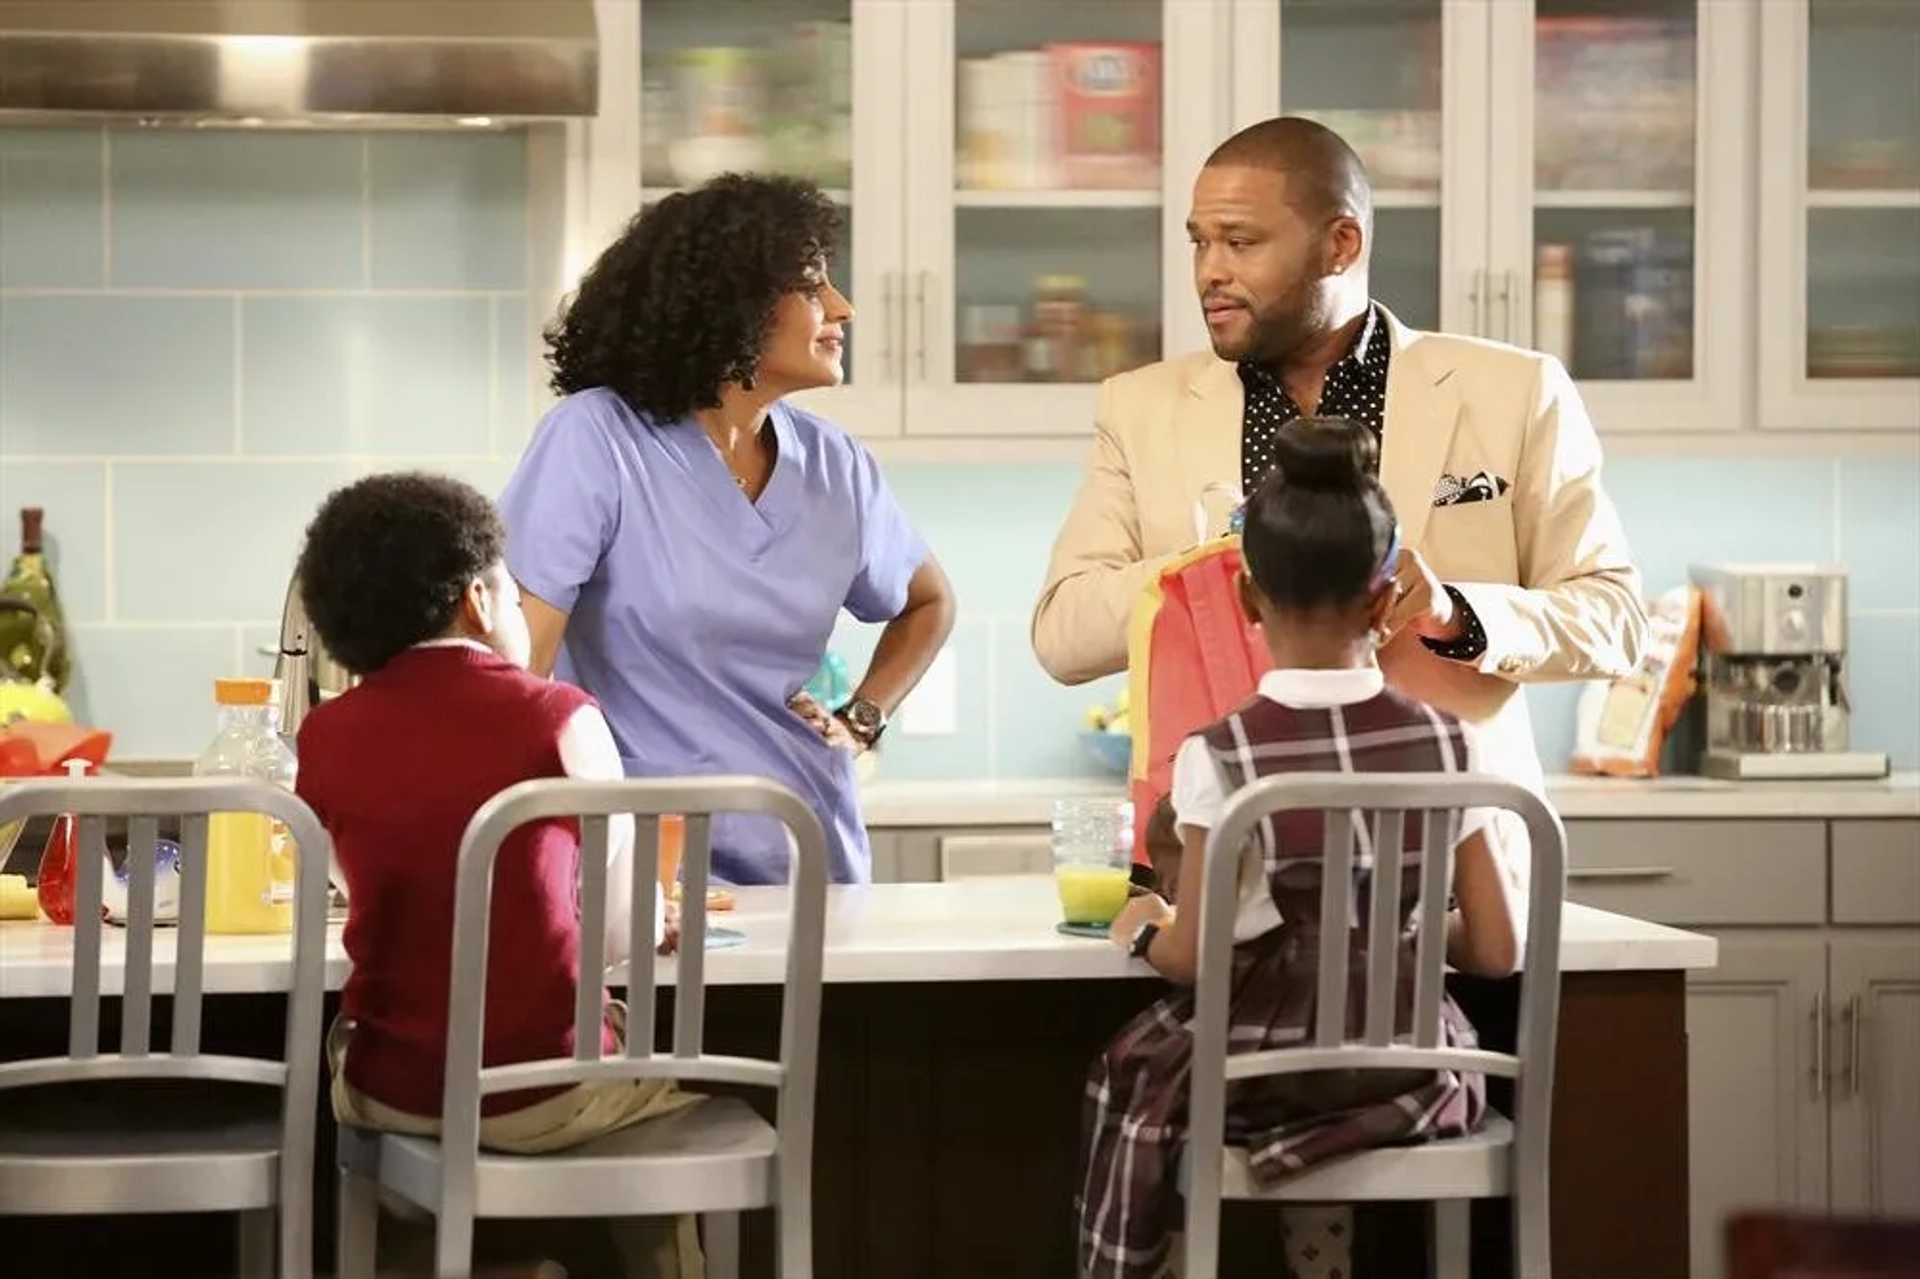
top-left (295, 472), bottom-right (505, 676)
top-left (545, 173), bottom-right (844, 423)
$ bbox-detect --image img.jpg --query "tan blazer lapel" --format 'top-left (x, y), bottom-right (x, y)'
top-left (1175, 357), bottom-right (1244, 542)
top-left (1378, 311), bottom-right (1462, 548)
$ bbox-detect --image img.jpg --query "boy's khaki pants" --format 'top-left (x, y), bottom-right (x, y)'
top-left (328, 1007), bottom-right (704, 1279)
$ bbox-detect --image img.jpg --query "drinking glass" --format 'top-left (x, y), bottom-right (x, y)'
top-left (1050, 796), bottom-right (1135, 926)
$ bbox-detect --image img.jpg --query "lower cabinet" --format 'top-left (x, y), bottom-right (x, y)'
top-left (1564, 818), bottom-right (1920, 1279)
top-left (867, 815), bottom-right (1920, 1279)
top-left (869, 825), bottom-right (1052, 882)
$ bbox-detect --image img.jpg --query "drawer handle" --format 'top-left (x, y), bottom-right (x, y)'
top-left (1812, 992), bottom-right (1828, 1100)
top-left (1843, 994), bottom-right (1862, 1098)
top-left (1568, 866), bottom-right (1676, 881)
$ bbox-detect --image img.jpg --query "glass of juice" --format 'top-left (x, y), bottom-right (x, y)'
top-left (1051, 797), bottom-right (1135, 927)
top-left (656, 813), bottom-right (685, 894)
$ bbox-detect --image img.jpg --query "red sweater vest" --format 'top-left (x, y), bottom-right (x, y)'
top-left (296, 644), bottom-right (615, 1117)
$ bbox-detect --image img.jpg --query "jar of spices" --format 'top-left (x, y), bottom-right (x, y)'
top-left (1032, 274), bottom-right (1088, 382)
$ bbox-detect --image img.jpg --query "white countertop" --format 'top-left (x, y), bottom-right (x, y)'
top-left (0, 877), bottom-right (1716, 1000)
top-left (107, 759), bottom-right (1919, 825)
top-left (857, 772), bottom-right (1920, 826)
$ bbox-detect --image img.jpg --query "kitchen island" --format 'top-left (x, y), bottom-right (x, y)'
top-left (2, 877), bottom-right (1712, 1279)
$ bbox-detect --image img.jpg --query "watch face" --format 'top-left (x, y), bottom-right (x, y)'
top-left (846, 698), bottom-right (883, 732)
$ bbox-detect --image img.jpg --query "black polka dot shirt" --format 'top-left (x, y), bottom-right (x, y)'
top-left (1237, 302), bottom-right (1390, 497)
top-left (1235, 301), bottom-right (1488, 664)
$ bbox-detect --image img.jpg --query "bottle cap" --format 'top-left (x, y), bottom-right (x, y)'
top-left (214, 677), bottom-right (279, 707)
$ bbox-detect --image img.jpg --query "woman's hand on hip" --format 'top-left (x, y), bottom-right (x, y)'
top-left (788, 691), bottom-right (862, 753)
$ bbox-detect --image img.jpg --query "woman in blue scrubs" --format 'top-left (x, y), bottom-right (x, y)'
top-left (499, 174), bottom-right (956, 885)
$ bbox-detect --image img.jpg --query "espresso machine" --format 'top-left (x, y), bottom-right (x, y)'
top-left (1689, 563), bottom-right (1888, 780)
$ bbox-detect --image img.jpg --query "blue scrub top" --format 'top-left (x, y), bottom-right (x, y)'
top-left (498, 388), bottom-right (929, 884)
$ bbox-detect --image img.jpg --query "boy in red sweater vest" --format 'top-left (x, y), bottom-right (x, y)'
top-left (294, 472), bottom-right (700, 1277)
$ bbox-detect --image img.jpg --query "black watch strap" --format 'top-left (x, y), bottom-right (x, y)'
top-left (1129, 920), bottom-right (1161, 959)
top-left (837, 697), bottom-right (885, 747)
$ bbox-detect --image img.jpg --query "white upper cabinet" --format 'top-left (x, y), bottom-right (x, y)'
top-left (891, 0), bottom-right (1220, 439)
top-left (547, 0), bottom-right (1916, 444)
top-left (1757, 0), bottom-right (1920, 431)
top-left (1229, 0), bottom-right (1488, 340)
top-left (1233, 0), bottom-right (1752, 435)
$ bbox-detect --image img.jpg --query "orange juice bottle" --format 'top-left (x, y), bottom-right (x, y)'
top-left (194, 678), bottom-right (298, 934)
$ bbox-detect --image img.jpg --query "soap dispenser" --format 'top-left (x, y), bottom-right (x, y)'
top-left (34, 757), bottom-right (93, 925)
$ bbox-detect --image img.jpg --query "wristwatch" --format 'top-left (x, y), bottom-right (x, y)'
top-left (836, 696), bottom-right (887, 748)
top-left (1128, 919), bottom-right (1161, 959)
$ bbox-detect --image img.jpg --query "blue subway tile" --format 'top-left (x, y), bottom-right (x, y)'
top-left (1846, 614), bottom-right (1920, 769)
top-left (0, 295), bottom-right (234, 455)
top-left (1603, 456), bottom-right (1838, 593)
top-left (240, 296), bottom-right (494, 456)
top-left (109, 131), bottom-right (364, 289)
top-left (1523, 682), bottom-right (1588, 774)
top-left (240, 623), bottom-right (282, 680)
top-left (1837, 456), bottom-right (1920, 612)
top-left (65, 625), bottom-right (239, 757)
top-left (0, 128), bottom-right (104, 288)
top-left (368, 134), bottom-right (528, 290)
top-left (988, 617), bottom-right (1128, 780)
top-left (112, 461), bottom-right (356, 623)
top-left (883, 463), bottom-right (1085, 616)
top-left (495, 295), bottom-right (535, 451)
top-left (372, 456), bottom-right (518, 499)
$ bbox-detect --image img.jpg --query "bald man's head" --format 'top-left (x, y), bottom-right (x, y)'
top-left (1205, 116), bottom-right (1374, 236)
top-left (1186, 117), bottom-right (1374, 366)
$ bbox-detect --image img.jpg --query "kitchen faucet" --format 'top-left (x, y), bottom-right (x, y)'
top-left (271, 570), bottom-right (356, 741)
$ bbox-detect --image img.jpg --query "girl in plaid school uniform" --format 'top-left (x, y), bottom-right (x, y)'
top-left (1079, 415), bottom-right (1523, 1279)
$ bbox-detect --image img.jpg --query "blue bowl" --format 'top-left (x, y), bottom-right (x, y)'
top-left (1080, 730), bottom-right (1133, 776)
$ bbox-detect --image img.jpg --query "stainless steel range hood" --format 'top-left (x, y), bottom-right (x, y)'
top-left (0, 1), bottom-right (598, 128)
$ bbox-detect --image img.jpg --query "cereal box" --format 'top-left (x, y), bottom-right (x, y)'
top-left (1047, 42), bottom-right (1161, 190)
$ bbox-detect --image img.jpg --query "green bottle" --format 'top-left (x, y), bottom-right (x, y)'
top-left (0, 507), bottom-right (71, 692)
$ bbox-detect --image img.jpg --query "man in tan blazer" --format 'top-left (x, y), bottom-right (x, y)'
top-left (1033, 117), bottom-right (1647, 857)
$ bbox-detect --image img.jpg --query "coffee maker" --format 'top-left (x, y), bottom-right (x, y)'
top-left (1689, 563), bottom-right (1888, 780)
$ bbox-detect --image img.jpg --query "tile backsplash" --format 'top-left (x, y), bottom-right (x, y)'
top-left (3, 127), bottom-right (1917, 777)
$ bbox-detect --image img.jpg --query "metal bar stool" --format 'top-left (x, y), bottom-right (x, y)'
top-left (1181, 771), bottom-right (1568, 1279)
top-left (0, 775), bottom-right (334, 1279)
top-left (334, 774), bottom-right (831, 1279)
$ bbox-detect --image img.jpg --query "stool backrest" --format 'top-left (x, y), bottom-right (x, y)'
top-left (438, 776), bottom-right (829, 1213)
top-left (0, 775), bottom-right (334, 1265)
top-left (1185, 771), bottom-right (1567, 1272)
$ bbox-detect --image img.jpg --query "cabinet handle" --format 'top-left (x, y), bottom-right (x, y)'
top-left (878, 271), bottom-right (897, 380)
top-left (1496, 270), bottom-right (1517, 344)
top-left (911, 270), bottom-right (931, 381)
top-left (1843, 993), bottom-right (1863, 1098)
top-left (1469, 269), bottom-right (1487, 336)
top-left (1812, 992), bottom-right (1828, 1100)
top-left (1568, 866), bottom-right (1675, 881)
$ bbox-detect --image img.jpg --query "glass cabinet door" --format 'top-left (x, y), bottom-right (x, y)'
top-left (1530, 0), bottom-right (1697, 383)
top-left (901, 0), bottom-right (1210, 437)
top-left (624, 0), bottom-right (905, 437)
top-left (1760, 0), bottom-right (1920, 430)
top-left (1236, 0), bottom-right (1443, 334)
top-left (1491, 0), bottom-right (1746, 430)
top-left (1232, 0), bottom-right (1459, 335)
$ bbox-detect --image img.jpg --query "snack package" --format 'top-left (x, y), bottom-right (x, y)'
top-left (0, 721), bottom-right (112, 777)
top-left (1570, 585), bottom-right (1702, 777)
